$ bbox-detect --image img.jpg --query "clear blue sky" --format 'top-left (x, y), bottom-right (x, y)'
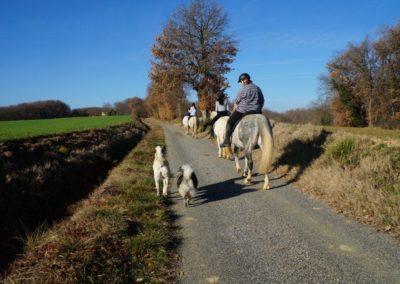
top-left (1, 0), bottom-right (399, 112)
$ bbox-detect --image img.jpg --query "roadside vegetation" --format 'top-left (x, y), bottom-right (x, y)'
top-left (2, 122), bottom-right (177, 283)
top-left (0, 120), bottom-right (148, 271)
top-left (0, 115), bottom-right (132, 141)
top-left (271, 122), bottom-right (400, 239)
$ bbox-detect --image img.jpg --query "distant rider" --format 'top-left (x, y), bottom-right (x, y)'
top-left (207, 91), bottom-right (230, 139)
top-left (188, 103), bottom-right (197, 117)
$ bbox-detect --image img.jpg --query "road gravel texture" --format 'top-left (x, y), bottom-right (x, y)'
top-left (162, 122), bottom-right (400, 284)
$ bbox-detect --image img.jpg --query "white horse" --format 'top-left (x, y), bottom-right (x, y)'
top-left (213, 116), bottom-right (232, 159)
top-left (220, 114), bottom-right (274, 190)
top-left (182, 116), bottom-right (189, 134)
top-left (188, 116), bottom-right (198, 138)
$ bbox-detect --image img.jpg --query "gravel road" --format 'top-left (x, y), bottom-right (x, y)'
top-left (162, 122), bottom-right (400, 284)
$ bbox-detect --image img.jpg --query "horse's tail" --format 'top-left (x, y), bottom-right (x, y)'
top-left (257, 116), bottom-right (274, 174)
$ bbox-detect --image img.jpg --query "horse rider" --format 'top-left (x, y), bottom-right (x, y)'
top-left (188, 103), bottom-right (197, 117)
top-left (206, 91), bottom-right (230, 139)
top-left (220, 73), bottom-right (264, 147)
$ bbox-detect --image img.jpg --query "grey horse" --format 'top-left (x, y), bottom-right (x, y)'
top-left (220, 114), bottom-right (274, 190)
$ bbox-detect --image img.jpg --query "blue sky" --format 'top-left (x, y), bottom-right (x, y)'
top-left (0, 0), bottom-right (399, 112)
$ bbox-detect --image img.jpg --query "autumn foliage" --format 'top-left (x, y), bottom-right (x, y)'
top-left (323, 22), bottom-right (400, 128)
top-left (147, 0), bottom-right (237, 119)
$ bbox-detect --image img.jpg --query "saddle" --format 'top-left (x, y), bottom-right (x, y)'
top-left (231, 112), bottom-right (262, 134)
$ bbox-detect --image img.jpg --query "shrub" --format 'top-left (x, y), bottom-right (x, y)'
top-left (327, 138), bottom-right (356, 165)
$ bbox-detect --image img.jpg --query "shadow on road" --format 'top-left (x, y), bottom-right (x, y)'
top-left (189, 177), bottom-right (260, 207)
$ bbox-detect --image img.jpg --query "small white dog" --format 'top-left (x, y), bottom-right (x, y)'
top-left (177, 164), bottom-right (198, 207)
top-left (153, 145), bottom-right (171, 197)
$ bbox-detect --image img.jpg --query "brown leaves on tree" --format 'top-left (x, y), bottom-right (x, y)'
top-left (147, 0), bottom-right (237, 118)
top-left (324, 22), bottom-right (400, 128)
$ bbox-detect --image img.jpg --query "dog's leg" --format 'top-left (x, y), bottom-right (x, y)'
top-left (163, 177), bottom-right (169, 197)
top-left (154, 172), bottom-right (160, 196)
top-left (183, 192), bottom-right (188, 207)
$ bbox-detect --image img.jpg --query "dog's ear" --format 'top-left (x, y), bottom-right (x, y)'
top-left (176, 171), bottom-right (183, 187)
top-left (191, 172), bottom-right (198, 189)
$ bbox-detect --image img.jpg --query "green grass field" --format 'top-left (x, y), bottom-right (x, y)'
top-left (0, 115), bottom-right (132, 141)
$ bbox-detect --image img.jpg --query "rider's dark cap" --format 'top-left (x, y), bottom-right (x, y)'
top-left (238, 73), bottom-right (251, 82)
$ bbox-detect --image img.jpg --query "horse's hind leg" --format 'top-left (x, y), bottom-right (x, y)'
top-left (244, 151), bottom-right (253, 184)
top-left (234, 146), bottom-right (241, 173)
top-left (216, 136), bottom-right (222, 157)
top-left (263, 174), bottom-right (270, 190)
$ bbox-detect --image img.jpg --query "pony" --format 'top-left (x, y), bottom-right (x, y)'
top-left (221, 114), bottom-right (274, 190)
top-left (177, 164), bottom-right (198, 207)
top-left (182, 115), bottom-right (189, 134)
top-left (213, 116), bottom-right (232, 159)
top-left (188, 116), bottom-right (198, 138)
top-left (153, 145), bottom-right (171, 197)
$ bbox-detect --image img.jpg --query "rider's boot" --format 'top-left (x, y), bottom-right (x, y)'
top-left (208, 127), bottom-right (215, 139)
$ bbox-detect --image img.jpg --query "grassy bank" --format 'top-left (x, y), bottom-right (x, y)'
top-left (0, 121), bottom-right (147, 270)
top-left (2, 122), bottom-right (177, 283)
top-left (0, 115), bottom-right (132, 141)
top-left (272, 123), bottom-right (400, 239)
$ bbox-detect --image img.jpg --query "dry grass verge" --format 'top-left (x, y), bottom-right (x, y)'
top-left (2, 123), bottom-right (177, 283)
top-left (272, 123), bottom-right (400, 239)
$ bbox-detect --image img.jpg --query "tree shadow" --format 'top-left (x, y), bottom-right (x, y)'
top-left (272, 130), bottom-right (331, 184)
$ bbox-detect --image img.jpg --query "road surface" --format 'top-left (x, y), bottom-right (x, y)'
top-left (162, 122), bottom-right (400, 284)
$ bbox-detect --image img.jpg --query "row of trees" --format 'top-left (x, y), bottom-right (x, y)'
top-left (321, 21), bottom-right (400, 128)
top-left (145, 0), bottom-right (237, 120)
top-left (0, 98), bottom-right (135, 121)
top-left (0, 100), bottom-right (71, 121)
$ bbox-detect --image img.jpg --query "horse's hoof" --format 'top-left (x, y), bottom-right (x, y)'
top-left (245, 179), bottom-right (252, 185)
top-left (236, 168), bottom-right (241, 174)
top-left (263, 185), bottom-right (270, 190)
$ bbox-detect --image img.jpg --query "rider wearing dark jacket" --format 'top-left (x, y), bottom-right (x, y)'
top-left (220, 73), bottom-right (264, 147)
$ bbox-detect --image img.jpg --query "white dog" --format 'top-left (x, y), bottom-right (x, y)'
top-left (177, 164), bottom-right (198, 207)
top-left (153, 145), bottom-right (171, 197)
